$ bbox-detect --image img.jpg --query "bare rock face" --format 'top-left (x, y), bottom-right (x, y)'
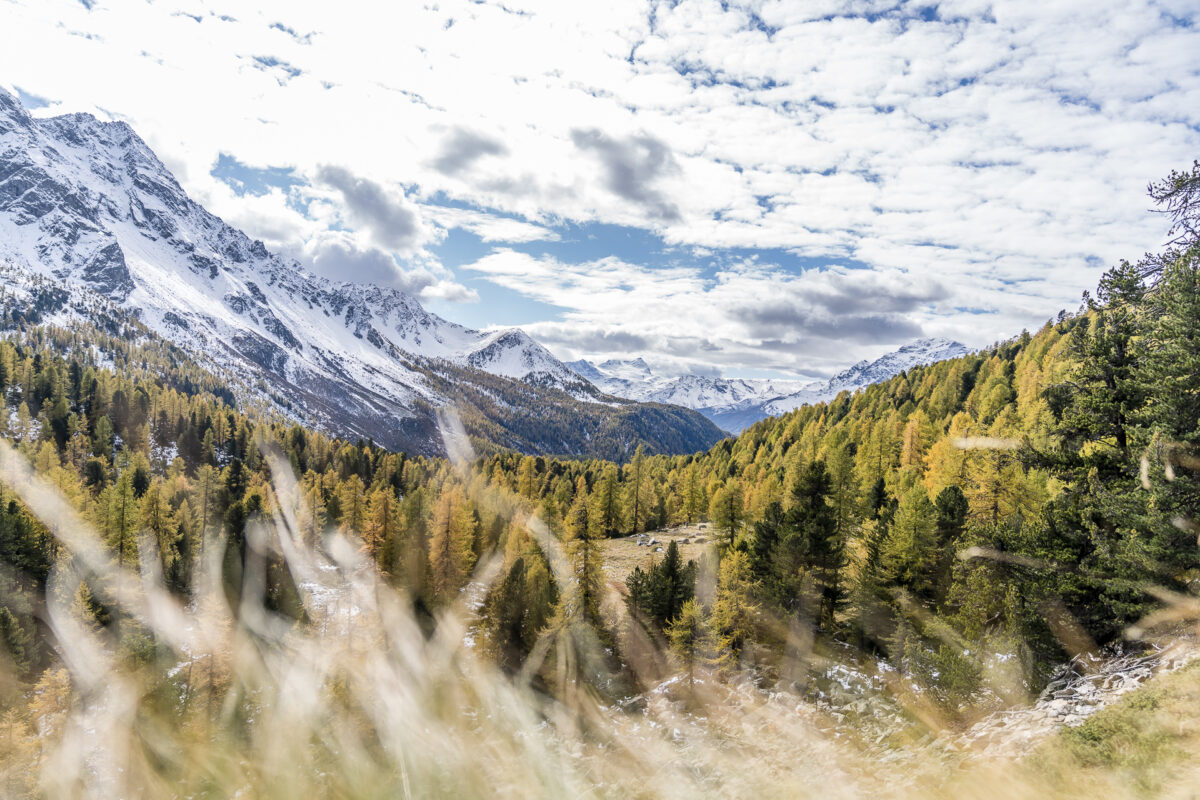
top-left (79, 240), bottom-right (134, 299)
top-left (0, 88), bottom-right (725, 458)
top-left (951, 637), bottom-right (1198, 759)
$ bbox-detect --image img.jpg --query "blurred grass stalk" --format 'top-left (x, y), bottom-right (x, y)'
top-left (0, 428), bottom-right (1196, 799)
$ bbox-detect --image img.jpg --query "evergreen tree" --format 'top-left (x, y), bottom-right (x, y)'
top-left (682, 464), bottom-right (705, 524)
top-left (748, 501), bottom-right (784, 582)
top-left (337, 474), bottom-right (367, 534)
top-left (480, 556), bottom-right (531, 673)
top-left (0, 607), bottom-right (33, 676)
top-left (192, 464), bottom-right (220, 555)
top-left (1040, 260), bottom-right (1159, 641)
top-left (709, 550), bottom-right (759, 670)
top-left (708, 482), bottom-right (743, 551)
top-left (623, 445), bottom-right (648, 534)
top-left (878, 486), bottom-right (939, 601)
top-left (1148, 159), bottom-right (1200, 252)
top-left (588, 465), bottom-right (621, 538)
top-left (668, 598), bottom-right (706, 687)
top-left (140, 479), bottom-right (179, 581)
top-left (773, 461), bottom-right (843, 629)
top-left (932, 485), bottom-right (969, 606)
top-left (625, 540), bottom-right (695, 632)
top-left (363, 487), bottom-right (400, 559)
top-left (300, 473), bottom-right (327, 544)
top-left (428, 487), bottom-right (475, 603)
top-left (565, 492), bottom-right (604, 629)
top-left (106, 469), bottom-right (141, 566)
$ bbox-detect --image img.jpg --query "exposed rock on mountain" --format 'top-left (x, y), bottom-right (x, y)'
top-left (0, 89), bottom-right (724, 457)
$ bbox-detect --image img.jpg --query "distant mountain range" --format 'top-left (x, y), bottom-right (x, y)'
top-left (0, 88), bottom-right (725, 458)
top-left (0, 87), bottom-right (972, 455)
top-left (569, 337), bottom-right (971, 433)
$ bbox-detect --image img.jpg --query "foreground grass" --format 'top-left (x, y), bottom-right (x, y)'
top-left (889, 657), bottom-right (1200, 800)
top-left (1051, 659), bottom-right (1200, 796)
top-left (1, 439), bottom-right (1199, 798)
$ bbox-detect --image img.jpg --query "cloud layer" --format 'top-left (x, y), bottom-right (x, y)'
top-left (461, 249), bottom-right (976, 376)
top-left (2, 0), bottom-right (1198, 374)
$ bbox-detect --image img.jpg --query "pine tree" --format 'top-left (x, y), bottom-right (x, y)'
top-left (777, 460), bottom-right (843, 629)
top-left (932, 485), bottom-right (969, 606)
top-left (748, 501), bottom-right (784, 583)
top-left (879, 486), bottom-right (938, 601)
top-left (480, 556), bottom-right (530, 673)
top-left (1040, 260), bottom-right (1157, 640)
top-left (588, 465), bottom-right (621, 538)
top-left (682, 464), bottom-right (705, 523)
top-left (522, 547), bottom-right (557, 641)
top-left (668, 598), bottom-right (706, 687)
top-left (708, 482), bottom-right (743, 551)
top-left (192, 464), bottom-right (220, 555)
top-left (106, 468), bottom-right (141, 566)
top-left (300, 474), bottom-right (327, 544)
top-left (565, 492), bottom-right (603, 629)
top-left (171, 499), bottom-right (196, 593)
top-left (0, 607), bottom-right (33, 675)
top-left (399, 488), bottom-right (431, 597)
top-left (337, 474), bottom-right (367, 534)
top-left (363, 487), bottom-right (400, 559)
top-left (428, 487), bottom-right (475, 602)
top-left (846, 516), bottom-right (890, 651)
top-left (824, 441), bottom-right (860, 550)
top-left (140, 479), bottom-right (179, 580)
top-left (1134, 245), bottom-right (1200, 578)
top-left (709, 550), bottom-right (759, 670)
top-left (625, 540), bottom-right (695, 632)
top-left (515, 456), bottom-right (539, 499)
top-left (623, 445), bottom-right (648, 534)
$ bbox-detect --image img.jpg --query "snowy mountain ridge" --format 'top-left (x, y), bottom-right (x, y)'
top-left (571, 337), bottom-right (971, 433)
top-left (0, 88), bottom-right (726, 456)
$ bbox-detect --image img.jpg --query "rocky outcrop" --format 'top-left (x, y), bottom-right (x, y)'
top-left (951, 637), bottom-right (1199, 759)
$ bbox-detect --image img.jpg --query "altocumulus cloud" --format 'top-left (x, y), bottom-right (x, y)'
top-left (5, 0), bottom-right (1199, 373)
top-left (463, 249), bottom-right (949, 376)
top-left (305, 232), bottom-right (477, 302)
top-left (315, 165), bottom-right (429, 253)
top-left (571, 129), bottom-right (682, 223)
top-left (430, 127), bottom-right (509, 176)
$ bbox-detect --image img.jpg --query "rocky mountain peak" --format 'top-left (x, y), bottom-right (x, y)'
top-left (0, 88), bottom-right (725, 457)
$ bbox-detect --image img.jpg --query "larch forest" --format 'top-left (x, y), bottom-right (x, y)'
top-left (0, 163), bottom-right (1195, 796)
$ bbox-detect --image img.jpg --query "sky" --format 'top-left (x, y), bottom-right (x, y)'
top-left (2, 0), bottom-right (1199, 380)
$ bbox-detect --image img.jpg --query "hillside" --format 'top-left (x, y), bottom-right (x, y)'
top-left (0, 187), bottom-right (1197, 795)
top-left (0, 88), bottom-right (723, 458)
top-left (0, 85), bottom-right (1196, 795)
top-left (0, 260), bottom-right (725, 461)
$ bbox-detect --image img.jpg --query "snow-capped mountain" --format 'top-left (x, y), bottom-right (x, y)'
top-left (0, 89), bottom-right (725, 457)
top-left (763, 337), bottom-right (971, 416)
top-left (571, 337), bottom-right (971, 433)
top-left (569, 358), bottom-right (804, 410)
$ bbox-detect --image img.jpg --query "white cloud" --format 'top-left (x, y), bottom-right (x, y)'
top-left (314, 165), bottom-right (432, 253)
top-left (420, 205), bottom-right (560, 244)
top-left (1, 0), bottom-right (1197, 373)
top-left (459, 248), bottom-right (1022, 377)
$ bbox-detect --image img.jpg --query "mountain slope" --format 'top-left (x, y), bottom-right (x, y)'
top-left (570, 337), bottom-right (971, 433)
top-left (0, 89), bottom-right (723, 457)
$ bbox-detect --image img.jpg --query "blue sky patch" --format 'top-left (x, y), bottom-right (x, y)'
top-left (211, 153), bottom-right (305, 197)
